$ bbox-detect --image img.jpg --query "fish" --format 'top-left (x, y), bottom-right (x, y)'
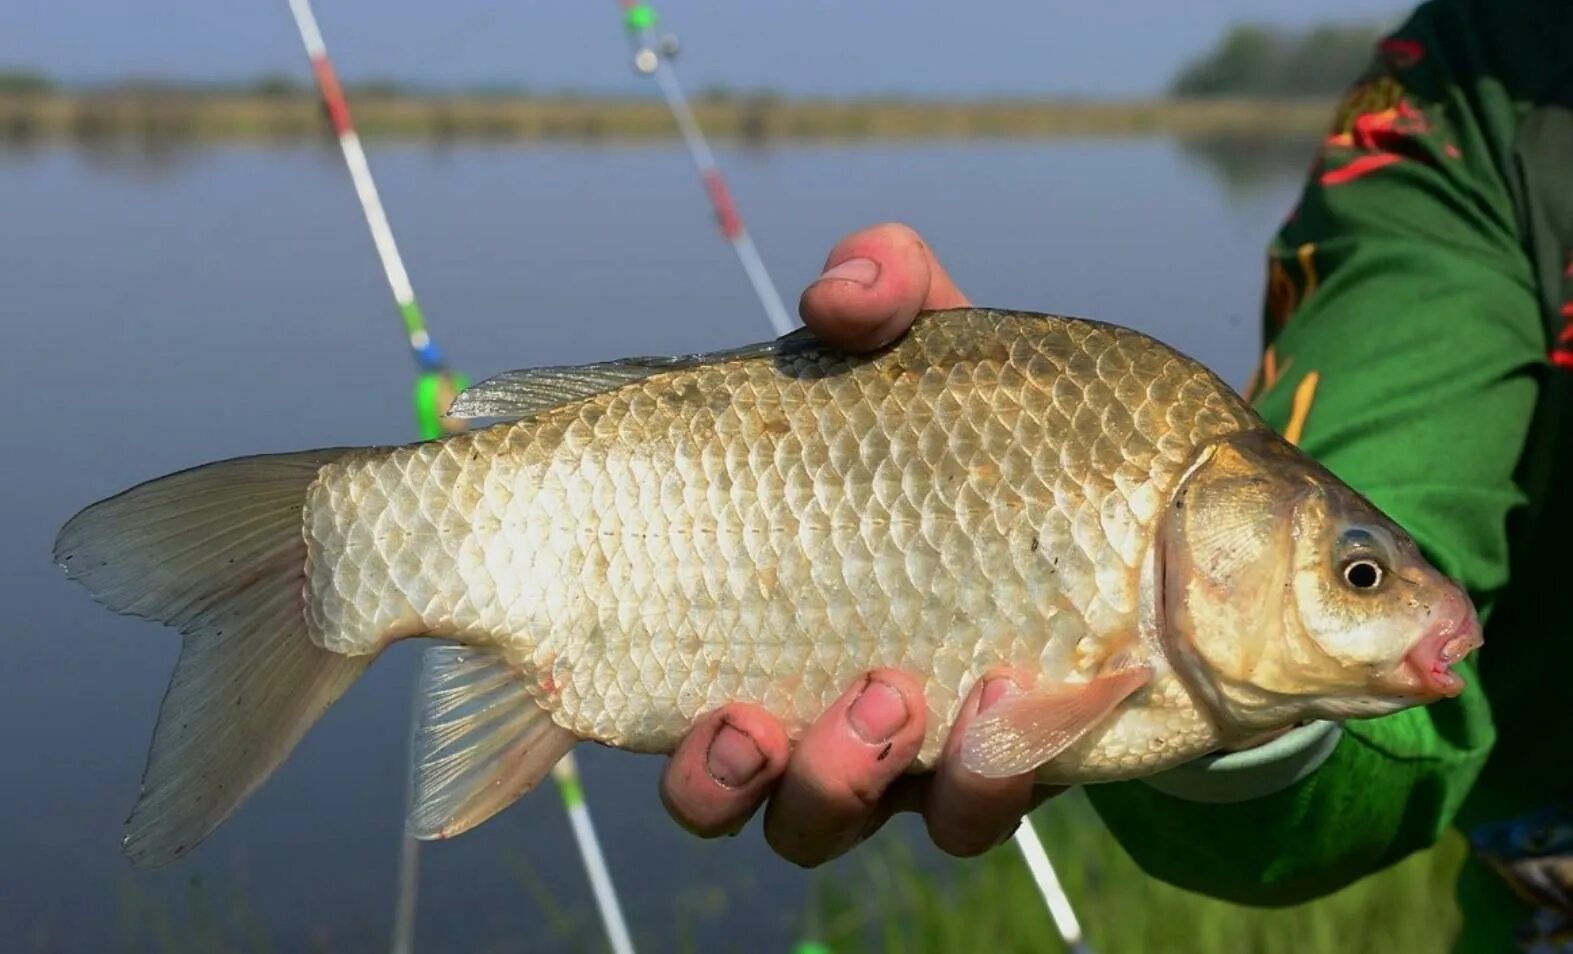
top-left (53, 307), bottom-right (1483, 868)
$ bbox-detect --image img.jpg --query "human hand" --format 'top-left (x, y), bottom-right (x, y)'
top-left (659, 224), bottom-right (1062, 867)
top-left (793, 221), bottom-right (970, 352)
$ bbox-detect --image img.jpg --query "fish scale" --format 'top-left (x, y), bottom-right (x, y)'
top-left (59, 307), bottom-right (1480, 863)
top-left (300, 309), bottom-right (1255, 775)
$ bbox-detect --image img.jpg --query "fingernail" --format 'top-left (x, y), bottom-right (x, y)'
top-left (978, 676), bottom-right (1021, 714)
top-left (814, 257), bottom-right (880, 287)
top-left (848, 677), bottom-right (909, 745)
top-left (706, 722), bottom-right (765, 789)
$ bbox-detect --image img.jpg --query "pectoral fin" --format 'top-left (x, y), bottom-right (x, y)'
top-left (959, 662), bottom-right (1152, 778)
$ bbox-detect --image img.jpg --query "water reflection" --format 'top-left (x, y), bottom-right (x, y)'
top-left (0, 138), bottom-right (1306, 953)
top-left (1, 135), bottom-right (1327, 193)
top-left (1177, 133), bottom-right (1321, 194)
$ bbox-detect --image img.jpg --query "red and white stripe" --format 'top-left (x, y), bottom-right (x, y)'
top-left (286, 0), bottom-right (418, 314)
top-left (624, 14), bottom-right (796, 337)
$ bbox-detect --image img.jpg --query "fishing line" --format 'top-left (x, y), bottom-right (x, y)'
top-left (285, 0), bottom-right (462, 441)
top-left (614, 5), bottom-right (1093, 951)
top-left (1014, 816), bottom-right (1091, 954)
top-left (282, 0), bottom-right (1088, 948)
top-left (616, 0), bottom-right (795, 337)
top-left (280, 4), bottom-right (636, 954)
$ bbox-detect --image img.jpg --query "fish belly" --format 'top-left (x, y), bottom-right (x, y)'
top-left (303, 311), bottom-right (1248, 774)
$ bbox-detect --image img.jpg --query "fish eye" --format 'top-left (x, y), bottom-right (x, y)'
top-left (1335, 525), bottom-right (1393, 592)
top-left (1342, 559), bottom-right (1384, 591)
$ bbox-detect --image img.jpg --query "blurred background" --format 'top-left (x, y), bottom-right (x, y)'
top-left (1, 2), bottom-right (1464, 952)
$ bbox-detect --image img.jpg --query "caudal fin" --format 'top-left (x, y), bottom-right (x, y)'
top-left (54, 449), bottom-right (372, 868)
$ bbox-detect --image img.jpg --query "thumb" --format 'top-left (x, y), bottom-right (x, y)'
top-left (799, 223), bottom-right (970, 353)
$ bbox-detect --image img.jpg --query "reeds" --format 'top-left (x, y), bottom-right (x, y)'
top-left (808, 789), bottom-right (1466, 953)
top-left (0, 90), bottom-right (1335, 146)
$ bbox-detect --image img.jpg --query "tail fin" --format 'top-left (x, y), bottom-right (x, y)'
top-left (54, 449), bottom-right (373, 868)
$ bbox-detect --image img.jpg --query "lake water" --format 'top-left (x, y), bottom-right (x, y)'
top-left (0, 137), bottom-right (1309, 953)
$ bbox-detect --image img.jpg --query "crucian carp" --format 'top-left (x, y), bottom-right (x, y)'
top-left (54, 308), bottom-right (1481, 867)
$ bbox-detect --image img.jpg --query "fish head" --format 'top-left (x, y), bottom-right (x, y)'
top-left (1161, 428), bottom-right (1482, 736)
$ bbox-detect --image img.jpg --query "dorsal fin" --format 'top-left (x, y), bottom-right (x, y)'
top-left (445, 326), bottom-right (819, 423)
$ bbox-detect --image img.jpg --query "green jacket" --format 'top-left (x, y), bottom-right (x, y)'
top-left (1084, 0), bottom-right (1573, 949)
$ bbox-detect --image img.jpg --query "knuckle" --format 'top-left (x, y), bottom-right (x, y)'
top-left (873, 221), bottom-right (923, 247)
top-left (788, 756), bottom-right (869, 818)
top-left (923, 768), bottom-right (1030, 857)
top-left (845, 775), bottom-right (887, 811)
top-left (663, 791), bottom-right (747, 840)
top-left (799, 744), bottom-right (912, 812)
top-left (763, 780), bottom-right (867, 867)
top-left (659, 749), bottom-right (755, 839)
top-left (678, 814), bottom-right (735, 840)
top-left (659, 778), bottom-right (719, 836)
top-left (865, 665), bottom-right (922, 695)
top-left (927, 819), bottom-right (1000, 858)
top-left (764, 816), bottom-right (834, 868)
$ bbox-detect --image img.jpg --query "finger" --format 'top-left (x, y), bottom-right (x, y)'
top-left (762, 669), bottom-right (928, 867)
top-left (659, 703), bottom-right (789, 838)
top-left (848, 772), bottom-right (932, 843)
top-left (799, 222), bottom-right (970, 353)
top-left (859, 776), bottom-right (1059, 853)
top-left (924, 673), bottom-right (1054, 857)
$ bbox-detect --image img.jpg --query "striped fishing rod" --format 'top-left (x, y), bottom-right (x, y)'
top-left (616, 1), bottom-right (795, 336)
top-left (284, 0), bottom-right (461, 441)
top-left (281, 3), bottom-right (635, 954)
top-left (1015, 817), bottom-right (1090, 953)
top-left (612, 5), bottom-right (1090, 952)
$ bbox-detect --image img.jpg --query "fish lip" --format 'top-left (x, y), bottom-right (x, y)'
top-left (1393, 600), bottom-right (1483, 699)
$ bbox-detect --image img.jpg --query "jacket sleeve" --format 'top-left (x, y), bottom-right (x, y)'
top-left (1083, 2), bottom-right (1547, 905)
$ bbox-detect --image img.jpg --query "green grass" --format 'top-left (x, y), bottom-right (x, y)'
top-left (0, 89), bottom-right (1337, 145)
top-left (806, 790), bottom-right (1466, 954)
top-left (113, 872), bottom-right (275, 954)
top-left (75, 788), bottom-right (1464, 953)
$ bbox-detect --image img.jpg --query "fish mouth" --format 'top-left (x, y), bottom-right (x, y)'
top-left (1386, 598), bottom-right (1483, 699)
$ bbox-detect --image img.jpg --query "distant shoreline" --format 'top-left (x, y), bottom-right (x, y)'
top-left (0, 90), bottom-right (1335, 144)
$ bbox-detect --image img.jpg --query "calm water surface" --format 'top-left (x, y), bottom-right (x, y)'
top-left (0, 138), bottom-right (1307, 952)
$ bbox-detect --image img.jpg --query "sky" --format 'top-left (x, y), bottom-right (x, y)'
top-left (4, 0), bottom-right (1406, 98)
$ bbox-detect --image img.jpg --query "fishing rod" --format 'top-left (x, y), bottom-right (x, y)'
top-left (613, 6), bottom-right (1091, 952)
top-left (1015, 817), bottom-right (1089, 953)
top-left (607, 12), bottom-right (818, 948)
top-left (280, 4), bottom-right (635, 953)
top-left (616, 1), bottom-right (795, 337)
top-left (283, 0), bottom-right (463, 440)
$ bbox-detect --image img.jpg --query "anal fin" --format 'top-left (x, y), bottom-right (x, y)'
top-left (959, 660), bottom-right (1152, 779)
top-left (408, 645), bottom-right (579, 840)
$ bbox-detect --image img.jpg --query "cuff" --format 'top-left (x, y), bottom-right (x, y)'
top-left (1139, 721), bottom-right (1343, 804)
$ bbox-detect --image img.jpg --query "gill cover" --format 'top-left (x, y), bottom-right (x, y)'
top-left (1162, 429), bottom-right (1305, 729)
